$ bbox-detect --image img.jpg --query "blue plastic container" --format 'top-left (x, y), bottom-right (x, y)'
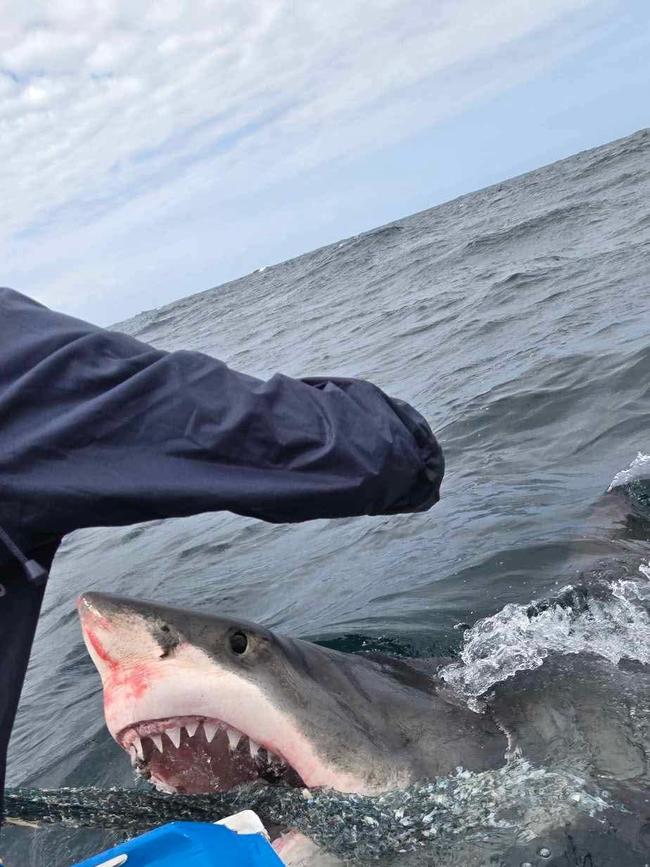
top-left (72, 821), bottom-right (284, 867)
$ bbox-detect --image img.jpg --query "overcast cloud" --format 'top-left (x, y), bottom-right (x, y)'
top-left (0, 0), bottom-right (641, 321)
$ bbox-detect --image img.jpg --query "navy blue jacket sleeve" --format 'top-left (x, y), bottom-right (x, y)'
top-left (0, 288), bottom-right (443, 554)
top-left (0, 540), bottom-right (59, 805)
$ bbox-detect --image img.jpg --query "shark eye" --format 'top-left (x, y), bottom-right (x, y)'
top-left (229, 631), bottom-right (248, 655)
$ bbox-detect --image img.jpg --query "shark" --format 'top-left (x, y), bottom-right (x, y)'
top-left (77, 592), bottom-right (507, 798)
top-left (76, 482), bottom-right (650, 864)
top-left (77, 575), bottom-right (649, 864)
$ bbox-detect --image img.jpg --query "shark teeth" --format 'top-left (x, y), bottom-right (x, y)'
top-left (204, 722), bottom-right (219, 744)
top-left (166, 727), bottom-right (181, 749)
top-left (121, 716), bottom-right (306, 793)
top-left (227, 728), bottom-right (242, 751)
top-left (128, 719), bottom-right (281, 767)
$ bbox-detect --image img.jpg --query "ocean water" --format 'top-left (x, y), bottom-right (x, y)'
top-left (3, 128), bottom-right (650, 865)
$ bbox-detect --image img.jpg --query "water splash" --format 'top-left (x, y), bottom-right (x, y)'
top-left (441, 563), bottom-right (650, 700)
top-left (608, 452), bottom-right (650, 491)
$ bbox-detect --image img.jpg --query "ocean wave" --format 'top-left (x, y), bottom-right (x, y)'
top-left (608, 452), bottom-right (650, 491)
top-left (458, 202), bottom-right (599, 257)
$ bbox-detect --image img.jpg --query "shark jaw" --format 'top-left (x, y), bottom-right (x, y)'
top-left (77, 592), bottom-right (370, 797)
top-left (118, 714), bottom-right (304, 795)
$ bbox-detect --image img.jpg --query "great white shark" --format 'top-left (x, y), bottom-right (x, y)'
top-left (77, 592), bottom-right (507, 797)
top-left (77, 582), bottom-right (649, 860)
top-left (76, 482), bottom-right (650, 863)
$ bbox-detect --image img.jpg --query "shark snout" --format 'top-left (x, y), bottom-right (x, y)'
top-left (78, 591), bottom-right (179, 744)
top-left (78, 591), bottom-right (136, 626)
top-left (77, 592), bottom-right (133, 645)
top-left (77, 592), bottom-right (114, 639)
top-left (77, 591), bottom-right (165, 699)
top-left (77, 593), bottom-right (120, 673)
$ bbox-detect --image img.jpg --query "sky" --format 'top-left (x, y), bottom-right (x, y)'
top-left (1, 0), bottom-right (649, 324)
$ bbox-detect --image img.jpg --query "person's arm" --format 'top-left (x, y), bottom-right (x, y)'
top-left (0, 287), bottom-right (444, 553)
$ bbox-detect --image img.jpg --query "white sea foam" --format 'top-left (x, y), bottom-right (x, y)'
top-left (442, 562), bottom-right (650, 699)
top-left (608, 452), bottom-right (650, 491)
top-left (421, 758), bottom-right (609, 842)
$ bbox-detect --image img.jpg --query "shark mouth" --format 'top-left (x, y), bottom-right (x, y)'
top-left (118, 715), bottom-right (305, 795)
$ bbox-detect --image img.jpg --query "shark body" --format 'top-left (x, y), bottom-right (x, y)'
top-left (77, 578), bottom-right (649, 807)
top-left (78, 593), bottom-right (507, 798)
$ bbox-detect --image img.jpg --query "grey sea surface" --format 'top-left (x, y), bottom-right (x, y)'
top-left (3, 128), bottom-right (650, 865)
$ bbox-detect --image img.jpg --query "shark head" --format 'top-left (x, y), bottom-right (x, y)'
top-left (78, 592), bottom-right (505, 796)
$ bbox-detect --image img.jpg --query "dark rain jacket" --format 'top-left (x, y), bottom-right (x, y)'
top-left (0, 286), bottom-right (444, 810)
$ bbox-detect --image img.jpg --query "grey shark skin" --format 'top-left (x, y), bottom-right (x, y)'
top-left (78, 592), bottom-right (507, 797)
